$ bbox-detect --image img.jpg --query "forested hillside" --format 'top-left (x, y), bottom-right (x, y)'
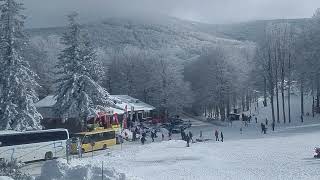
top-left (25, 16), bottom-right (254, 116)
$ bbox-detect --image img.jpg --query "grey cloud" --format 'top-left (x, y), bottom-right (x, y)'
top-left (23, 0), bottom-right (320, 28)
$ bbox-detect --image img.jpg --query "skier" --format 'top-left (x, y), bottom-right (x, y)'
top-left (265, 118), bottom-right (268, 125)
top-left (255, 117), bottom-right (258, 123)
top-left (215, 130), bottom-right (219, 141)
top-left (168, 130), bottom-right (172, 140)
top-left (186, 134), bottom-right (190, 147)
top-left (261, 123), bottom-right (264, 133)
top-left (240, 127), bottom-right (242, 134)
top-left (188, 131), bottom-right (193, 143)
top-left (162, 133), bottom-right (165, 141)
top-left (220, 131), bottom-right (224, 142)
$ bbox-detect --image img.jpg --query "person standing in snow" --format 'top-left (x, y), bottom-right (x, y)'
top-left (188, 131), bottom-right (193, 143)
top-left (141, 135), bottom-right (146, 145)
top-left (168, 131), bottom-right (172, 140)
top-left (132, 130), bottom-right (136, 141)
top-left (151, 131), bottom-right (155, 142)
top-left (181, 128), bottom-right (186, 141)
top-left (265, 118), bottom-right (268, 125)
top-left (215, 130), bottom-right (219, 141)
top-left (186, 134), bottom-right (190, 147)
top-left (220, 131), bottom-right (224, 142)
top-left (272, 121), bottom-right (275, 131)
top-left (162, 133), bottom-right (165, 141)
top-left (255, 117), bottom-right (258, 123)
top-left (261, 123), bottom-right (264, 133)
top-left (240, 127), bottom-right (242, 134)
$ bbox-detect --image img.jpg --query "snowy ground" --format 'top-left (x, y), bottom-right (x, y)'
top-left (34, 119), bottom-right (320, 180)
top-left (32, 94), bottom-right (320, 180)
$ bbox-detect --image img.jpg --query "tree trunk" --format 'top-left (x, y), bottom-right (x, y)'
top-left (281, 59), bottom-right (286, 123)
top-left (317, 74), bottom-right (320, 109)
top-left (288, 54), bottom-right (291, 123)
top-left (301, 79), bottom-right (304, 123)
top-left (276, 79), bottom-right (280, 123)
top-left (264, 76), bottom-right (267, 107)
top-left (204, 106), bottom-right (207, 117)
top-left (271, 91), bottom-right (276, 124)
top-left (246, 92), bottom-right (250, 112)
top-left (227, 96), bottom-right (230, 120)
top-left (220, 104), bottom-right (226, 121)
top-left (241, 95), bottom-right (245, 112)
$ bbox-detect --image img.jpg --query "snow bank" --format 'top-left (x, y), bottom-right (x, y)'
top-left (37, 159), bottom-right (126, 180)
top-left (0, 177), bottom-right (14, 180)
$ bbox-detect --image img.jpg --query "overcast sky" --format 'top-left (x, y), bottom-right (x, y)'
top-left (24, 0), bottom-right (320, 28)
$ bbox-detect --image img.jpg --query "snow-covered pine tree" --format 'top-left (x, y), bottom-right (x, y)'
top-left (0, 0), bottom-right (42, 131)
top-left (54, 12), bottom-right (112, 130)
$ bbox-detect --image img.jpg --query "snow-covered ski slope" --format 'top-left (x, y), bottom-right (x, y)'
top-left (37, 93), bottom-right (320, 180)
top-left (39, 125), bottom-right (320, 180)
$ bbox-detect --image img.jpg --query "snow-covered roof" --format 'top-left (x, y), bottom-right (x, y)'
top-left (36, 95), bottom-right (124, 114)
top-left (35, 95), bottom-right (57, 108)
top-left (110, 95), bottom-right (155, 112)
top-left (110, 107), bottom-right (125, 115)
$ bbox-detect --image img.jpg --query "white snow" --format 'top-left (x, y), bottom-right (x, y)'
top-left (0, 177), bottom-right (14, 180)
top-left (35, 95), bottom-right (57, 108)
top-left (102, 132), bottom-right (320, 180)
top-left (37, 159), bottom-right (126, 180)
top-left (37, 125), bottom-right (320, 180)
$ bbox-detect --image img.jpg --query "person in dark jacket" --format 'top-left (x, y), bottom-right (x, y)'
top-left (215, 130), bottom-right (219, 141)
top-left (255, 117), bottom-right (258, 123)
top-left (188, 131), bottom-right (193, 143)
top-left (151, 131), bottom-right (155, 142)
top-left (261, 123), bottom-right (264, 133)
top-left (272, 121), bottom-right (275, 131)
top-left (220, 131), bottom-right (224, 142)
top-left (265, 118), bottom-right (268, 125)
top-left (186, 134), bottom-right (190, 147)
top-left (181, 129), bottom-right (186, 141)
top-left (141, 136), bottom-right (146, 145)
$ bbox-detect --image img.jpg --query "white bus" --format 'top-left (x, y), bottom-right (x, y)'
top-left (0, 129), bottom-right (69, 163)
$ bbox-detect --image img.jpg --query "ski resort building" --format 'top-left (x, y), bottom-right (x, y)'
top-left (35, 95), bottom-right (155, 131)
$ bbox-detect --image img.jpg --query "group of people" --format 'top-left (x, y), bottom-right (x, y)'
top-left (180, 128), bottom-right (194, 147)
top-left (214, 129), bottom-right (224, 142)
top-left (260, 118), bottom-right (276, 134)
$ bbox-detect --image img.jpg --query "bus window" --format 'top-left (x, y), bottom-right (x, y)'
top-left (82, 136), bottom-right (91, 144)
top-left (103, 131), bottom-right (115, 140)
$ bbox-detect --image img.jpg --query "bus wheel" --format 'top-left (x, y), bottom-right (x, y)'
top-left (103, 144), bottom-right (107, 150)
top-left (45, 152), bottom-right (53, 160)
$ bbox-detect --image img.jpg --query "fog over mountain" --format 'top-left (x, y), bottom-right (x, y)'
top-left (24, 0), bottom-right (320, 28)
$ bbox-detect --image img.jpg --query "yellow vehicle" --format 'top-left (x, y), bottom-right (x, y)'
top-left (71, 128), bottom-right (116, 154)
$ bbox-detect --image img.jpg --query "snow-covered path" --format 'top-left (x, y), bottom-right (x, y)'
top-left (84, 127), bottom-right (320, 180)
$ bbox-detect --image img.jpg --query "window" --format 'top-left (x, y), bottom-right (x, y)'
top-left (103, 131), bottom-right (115, 140)
top-left (0, 130), bottom-right (68, 147)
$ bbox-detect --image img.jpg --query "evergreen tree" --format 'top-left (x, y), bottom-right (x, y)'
top-left (54, 12), bottom-right (112, 129)
top-left (0, 0), bottom-right (42, 131)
